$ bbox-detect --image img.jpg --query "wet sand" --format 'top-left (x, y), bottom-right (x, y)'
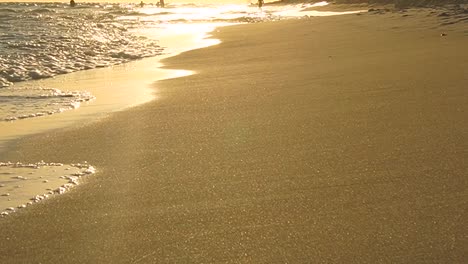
top-left (1, 6), bottom-right (467, 263)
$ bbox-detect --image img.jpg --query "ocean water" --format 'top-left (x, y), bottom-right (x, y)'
top-left (0, 1), bottom-right (362, 122)
top-left (0, 1), bottom-right (365, 214)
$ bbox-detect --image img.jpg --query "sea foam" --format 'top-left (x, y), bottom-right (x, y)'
top-left (0, 3), bottom-right (164, 88)
top-left (0, 87), bottom-right (95, 121)
top-left (0, 161), bottom-right (96, 217)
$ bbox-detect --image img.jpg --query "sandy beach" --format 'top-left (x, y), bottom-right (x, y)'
top-left (1, 4), bottom-right (467, 263)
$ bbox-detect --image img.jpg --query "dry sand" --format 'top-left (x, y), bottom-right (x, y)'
top-left (0, 6), bottom-right (467, 263)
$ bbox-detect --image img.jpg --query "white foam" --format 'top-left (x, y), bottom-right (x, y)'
top-left (0, 87), bottom-right (95, 122)
top-left (0, 161), bottom-right (96, 217)
top-left (0, 3), bottom-right (165, 88)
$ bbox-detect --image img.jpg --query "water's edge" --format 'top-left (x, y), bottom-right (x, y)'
top-left (0, 26), bottom-right (222, 157)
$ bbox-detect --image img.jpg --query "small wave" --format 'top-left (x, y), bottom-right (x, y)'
top-left (216, 14), bottom-right (281, 24)
top-left (111, 51), bottom-right (142, 60)
top-left (27, 8), bottom-right (56, 14)
top-left (0, 8), bottom-right (17, 13)
top-left (110, 10), bottom-right (155, 16)
top-left (0, 87), bottom-right (95, 122)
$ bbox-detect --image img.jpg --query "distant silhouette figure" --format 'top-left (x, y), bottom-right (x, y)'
top-left (258, 0), bottom-right (264, 9)
top-left (140, 1), bottom-right (144, 7)
top-left (159, 0), bottom-right (165, 8)
top-left (70, 0), bottom-right (76, 7)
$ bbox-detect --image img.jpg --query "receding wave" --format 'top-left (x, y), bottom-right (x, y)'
top-left (0, 3), bottom-right (164, 88)
top-left (27, 8), bottom-right (56, 14)
top-left (0, 1), bottom-right (331, 123)
top-left (0, 88), bottom-right (95, 122)
top-left (0, 8), bottom-right (17, 13)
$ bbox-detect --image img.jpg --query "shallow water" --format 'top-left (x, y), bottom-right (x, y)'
top-left (0, 1), bottom-right (365, 120)
top-left (0, 2), bottom-right (310, 88)
top-left (0, 87), bottom-right (95, 121)
top-left (0, 1), bottom-right (360, 124)
top-left (0, 2), bottom-right (164, 88)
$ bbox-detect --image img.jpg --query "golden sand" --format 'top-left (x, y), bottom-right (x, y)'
top-left (0, 6), bottom-right (467, 263)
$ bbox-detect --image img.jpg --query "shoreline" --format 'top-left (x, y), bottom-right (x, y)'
top-left (1, 5), bottom-right (467, 263)
top-left (0, 25), bottom-right (221, 156)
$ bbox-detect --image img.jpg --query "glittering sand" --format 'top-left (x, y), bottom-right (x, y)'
top-left (0, 5), bottom-right (467, 263)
